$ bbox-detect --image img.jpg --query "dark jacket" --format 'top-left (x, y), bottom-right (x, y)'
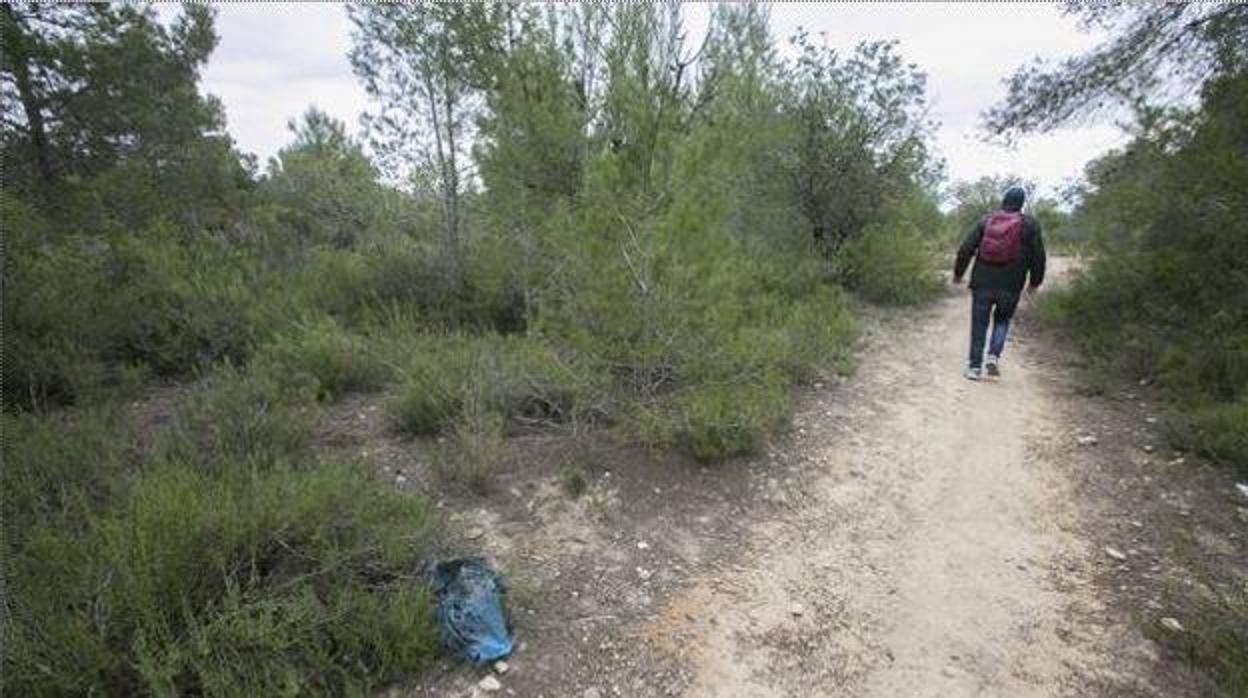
top-left (954, 212), bottom-right (1046, 292)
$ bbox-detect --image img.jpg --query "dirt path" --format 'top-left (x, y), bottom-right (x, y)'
top-left (629, 280), bottom-right (1166, 697)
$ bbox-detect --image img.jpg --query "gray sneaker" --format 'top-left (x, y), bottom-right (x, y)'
top-left (964, 366), bottom-right (983, 381)
top-left (985, 355), bottom-right (1000, 378)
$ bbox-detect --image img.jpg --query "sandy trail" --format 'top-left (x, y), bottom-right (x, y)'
top-left (640, 278), bottom-right (1157, 697)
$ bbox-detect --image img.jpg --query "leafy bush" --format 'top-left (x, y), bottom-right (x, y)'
top-left (4, 456), bottom-right (439, 697)
top-left (1041, 72), bottom-right (1248, 478)
top-left (434, 396), bottom-right (510, 492)
top-left (158, 363), bottom-right (315, 470)
top-left (777, 288), bottom-right (861, 381)
top-left (3, 370), bottom-right (442, 696)
top-left (388, 333), bottom-right (591, 436)
top-left (251, 314), bottom-right (390, 403)
top-left (559, 465), bottom-right (588, 498)
top-left (0, 408), bottom-right (133, 542)
top-left (1, 211), bottom-right (269, 408)
top-left (677, 371), bottom-right (792, 462)
top-left (838, 224), bottom-right (941, 305)
top-left (1167, 399), bottom-right (1248, 475)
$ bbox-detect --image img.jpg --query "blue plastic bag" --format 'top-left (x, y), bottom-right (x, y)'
top-left (430, 557), bottom-right (513, 663)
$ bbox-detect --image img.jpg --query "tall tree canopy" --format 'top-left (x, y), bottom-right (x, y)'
top-left (0, 2), bottom-right (244, 228)
top-left (985, 3), bottom-right (1248, 138)
top-left (784, 33), bottom-right (936, 250)
top-left (348, 3), bottom-right (508, 280)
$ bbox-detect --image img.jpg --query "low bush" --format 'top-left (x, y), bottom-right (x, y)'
top-left (3, 368), bottom-right (443, 696)
top-left (2, 215), bottom-right (270, 409)
top-left (677, 370), bottom-right (792, 462)
top-left (559, 465), bottom-right (588, 498)
top-left (776, 287), bottom-right (861, 382)
top-left (1167, 398), bottom-right (1248, 475)
top-left (387, 334), bottom-right (482, 436)
top-left (0, 408), bottom-right (133, 543)
top-left (838, 225), bottom-right (942, 305)
top-left (388, 333), bottom-right (591, 436)
top-left (158, 363), bottom-right (315, 470)
top-left (1146, 584), bottom-right (1248, 698)
top-left (4, 456), bottom-right (440, 697)
top-left (433, 395), bottom-right (510, 492)
top-left (290, 240), bottom-right (522, 333)
top-left (251, 314), bottom-right (390, 403)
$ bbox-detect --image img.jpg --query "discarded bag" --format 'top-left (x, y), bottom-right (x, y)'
top-left (430, 557), bottom-right (513, 663)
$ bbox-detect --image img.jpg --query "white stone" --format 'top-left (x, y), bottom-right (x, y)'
top-left (478, 675), bottom-right (503, 692)
top-left (1104, 546), bottom-right (1128, 562)
top-left (1160, 617), bottom-right (1184, 633)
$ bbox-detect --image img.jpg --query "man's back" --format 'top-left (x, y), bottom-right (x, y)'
top-left (954, 212), bottom-right (1046, 293)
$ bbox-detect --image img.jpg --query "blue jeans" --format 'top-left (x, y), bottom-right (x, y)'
top-left (969, 288), bottom-right (1019, 369)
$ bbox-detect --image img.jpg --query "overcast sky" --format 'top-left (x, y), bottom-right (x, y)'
top-left (200, 2), bottom-right (1128, 199)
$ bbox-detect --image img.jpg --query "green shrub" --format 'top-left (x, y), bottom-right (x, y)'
top-left (559, 465), bottom-right (588, 498)
top-left (388, 333), bottom-right (591, 436)
top-left (1, 203), bottom-right (128, 407)
top-left (252, 315), bottom-right (390, 403)
top-left (4, 456), bottom-right (440, 697)
top-left (675, 370), bottom-right (792, 462)
top-left (158, 363), bottom-right (315, 469)
top-left (624, 364), bottom-right (792, 462)
top-left (777, 287), bottom-right (860, 382)
top-left (1042, 72), bottom-right (1248, 481)
top-left (434, 397), bottom-right (509, 492)
top-left (1167, 398), bottom-right (1248, 475)
top-left (489, 335), bottom-right (591, 425)
top-left (387, 334), bottom-right (477, 435)
top-left (3, 365), bottom-right (440, 697)
top-left (111, 232), bottom-right (266, 374)
top-left (1146, 589), bottom-right (1248, 698)
top-left (0, 408), bottom-right (133, 540)
top-left (2, 215), bottom-right (270, 409)
top-left (291, 240), bottom-right (520, 332)
top-left (838, 225), bottom-right (941, 305)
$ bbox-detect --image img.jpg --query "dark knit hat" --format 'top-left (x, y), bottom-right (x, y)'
top-left (1002, 186), bottom-right (1026, 212)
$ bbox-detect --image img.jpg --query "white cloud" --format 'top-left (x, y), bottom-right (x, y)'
top-left (200, 4), bottom-right (367, 168)
top-left (200, 2), bottom-right (1128, 190)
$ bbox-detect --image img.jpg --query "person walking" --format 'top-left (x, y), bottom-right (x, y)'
top-left (953, 185), bottom-right (1046, 380)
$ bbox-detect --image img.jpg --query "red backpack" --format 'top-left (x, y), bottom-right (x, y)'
top-left (979, 211), bottom-right (1024, 265)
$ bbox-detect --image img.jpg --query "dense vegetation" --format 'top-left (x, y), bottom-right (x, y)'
top-left (990, 4), bottom-right (1247, 693)
top-left (1, 5), bottom-right (942, 695)
top-left (1047, 74), bottom-right (1248, 471)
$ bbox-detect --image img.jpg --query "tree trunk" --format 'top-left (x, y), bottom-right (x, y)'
top-left (1, 3), bottom-right (55, 186)
top-left (442, 77), bottom-right (462, 278)
top-left (422, 68), bottom-right (462, 286)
